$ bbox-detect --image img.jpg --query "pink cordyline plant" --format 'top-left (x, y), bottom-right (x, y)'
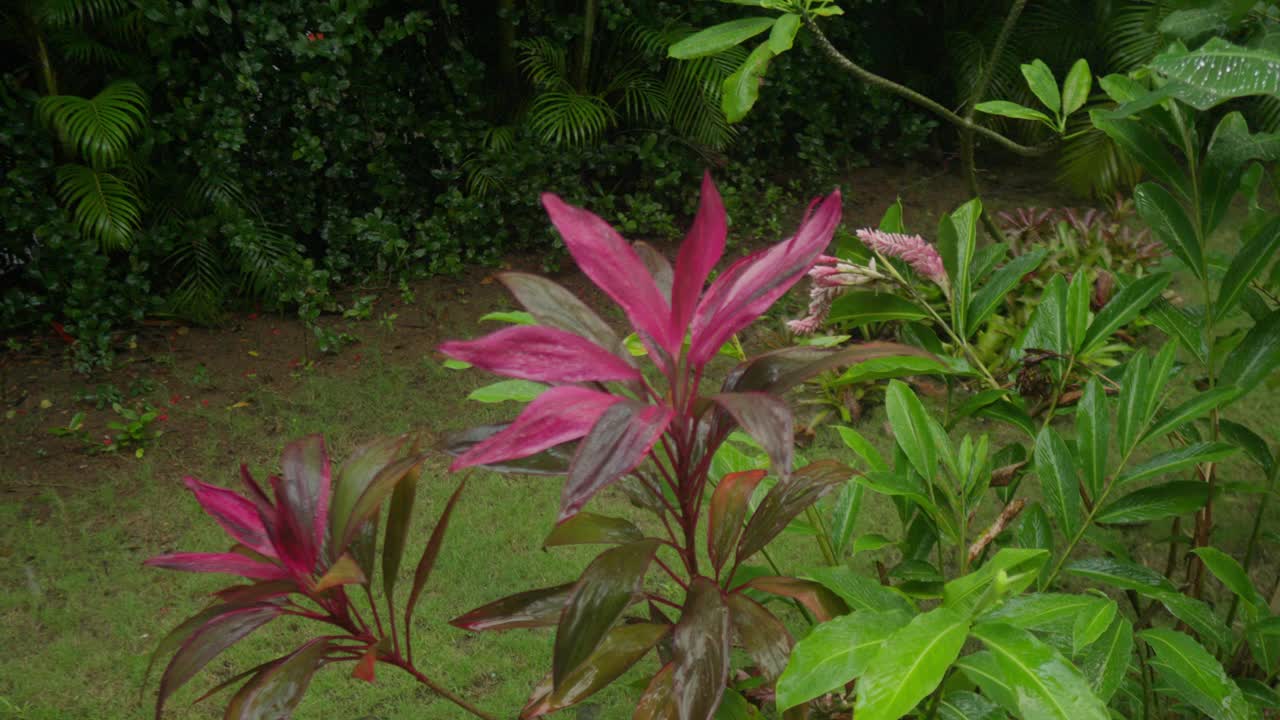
top-left (438, 174), bottom-right (920, 718)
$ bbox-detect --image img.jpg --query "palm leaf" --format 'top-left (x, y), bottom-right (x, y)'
top-left (37, 0), bottom-right (131, 27)
top-left (55, 163), bottom-right (142, 250)
top-left (527, 90), bottom-right (616, 146)
top-left (166, 233), bottom-right (227, 324)
top-left (38, 81), bottom-right (147, 168)
top-left (1058, 107), bottom-right (1142, 198)
top-left (1106, 0), bottom-right (1173, 72)
top-left (518, 38), bottom-right (571, 91)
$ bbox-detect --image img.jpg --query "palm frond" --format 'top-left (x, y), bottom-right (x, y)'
top-left (232, 224), bottom-right (295, 296)
top-left (1057, 109), bottom-right (1142, 198)
top-left (38, 81), bottom-right (147, 168)
top-left (50, 28), bottom-right (131, 68)
top-left (166, 232), bottom-right (227, 324)
top-left (1106, 0), bottom-right (1173, 72)
top-left (610, 67), bottom-right (669, 124)
top-left (518, 38), bottom-right (571, 91)
top-left (527, 90), bottom-right (616, 146)
top-left (55, 163), bottom-right (142, 250)
top-left (1253, 95), bottom-right (1280, 133)
top-left (664, 54), bottom-right (738, 150)
top-left (37, 0), bottom-right (131, 28)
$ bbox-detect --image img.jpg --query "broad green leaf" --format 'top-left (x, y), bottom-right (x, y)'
top-left (1035, 428), bottom-right (1082, 538)
top-left (1095, 481), bottom-right (1208, 524)
top-left (982, 593), bottom-right (1105, 634)
top-left (1019, 274), bottom-right (1069, 358)
top-left (1221, 309), bottom-right (1280, 393)
top-left (974, 100), bottom-right (1054, 125)
top-left (967, 249), bottom-right (1047, 337)
top-left (1146, 296), bottom-right (1209, 365)
top-left (851, 533), bottom-right (894, 555)
top-left (1077, 379), bottom-right (1108, 501)
top-left (1117, 353), bottom-right (1151, 454)
top-left (708, 470), bottom-right (767, 572)
top-left (533, 624), bottom-right (669, 714)
top-left (1218, 219), bottom-right (1280, 321)
top-left (737, 461), bottom-right (848, 562)
top-left (553, 540), bottom-right (660, 686)
top-left (224, 638), bottom-right (328, 719)
top-left (1082, 616), bottom-right (1134, 702)
top-left (827, 291), bottom-right (928, 324)
top-left (879, 198), bottom-right (906, 232)
top-left (1021, 60), bottom-right (1062, 115)
top-left (1159, 7), bottom-right (1229, 40)
top-left (1142, 387), bottom-right (1242, 443)
top-left (1081, 273), bottom-right (1171, 354)
top-left (801, 565), bottom-right (914, 614)
top-left (945, 548), bottom-right (1049, 615)
top-left (1072, 598), bottom-right (1117, 655)
top-left (832, 355), bottom-right (949, 386)
top-left (1150, 38), bottom-right (1280, 109)
top-left (669, 17), bottom-right (776, 59)
top-left (1219, 420), bottom-right (1274, 470)
top-left (854, 607), bottom-right (971, 720)
top-left (467, 379), bottom-right (548, 404)
top-left (956, 651), bottom-right (1019, 713)
top-left (721, 42), bottom-right (774, 123)
top-left (973, 622), bottom-right (1108, 720)
top-left (1062, 58), bottom-right (1092, 117)
top-left (776, 609), bottom-right (910, 710)
top-left (727, 593), bottom-right (792, 683)
top-left (767, 13), bottom-right (801, 53)
top-left (940, 199), bottom-right (981, 333)
top-left (1117, 441), bottom-right (1238, 487)
top-left (672, 577), bottom-right (731, 720)
top-left (1095, 116), bottom-right (1193, 200)
top-left (1136, 182), bottom-right (1202, 277)
top-left (885, 380), bottom-right (937, 482)
top-left (543, 512), bottom-right (644, 547)
top-left (1066, 266), bottom-right (1092, 352)
top-left (1067, 557), bottom-right (1177, 595)
top-left (1193, 547), bottom-right (1265, 608)
top-left (938, 690), bottom-right (1005, 720)
top-left (1140, 628), bottom-right (1257, 720)
top-left (828, 480), bottom-right (866, 557)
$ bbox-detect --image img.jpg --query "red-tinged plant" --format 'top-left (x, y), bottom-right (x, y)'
top-left (145, 434), bottom-right (495, 720)
top-left (440, 174), bottom-right (924, 718)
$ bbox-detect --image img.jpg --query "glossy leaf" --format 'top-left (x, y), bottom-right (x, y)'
top-left (1072, 598), bottom-right (1117, 655)
top-left (1218, 220), bottom-right (1280, 321)
top-left (827, 291), bottom-right (928, 324)
top-left (279, 435), bottom-right (331, 569)
top-left (720, 341), bottom-right (930, 397)
top-left (743, 576), bottom-right (848, 622)
top-left (1135, 183), bottom-right (1202, 278)
top-left (499, 272), bottom-right (622, 354)
top-left (775, 609), bottom-right (910, 711)
top-left (945, 548), bottom-right (1049, 615)
top-left (1066, 557), bottom-right (1176, 595)
top-left (155, 604), bottom-right (282, 717)
top-left (1081, 273), bottom-right (1171, 354)
top-left (1142, 387), bottom-right (1242, 443)
top-left (981, 593), bottom-right (1105, 634)
top-left (1076, 379), bottom-right (1108, 501)
top-left (727, 593), bottom-right (793, 683)
top-left (885, 380), bottom-right (937, 482)
top-left (673, 577), bottom-right (731, 720)
top-left (223, 638), bottom-right (328, 719)
top-left (720, 41), bottom-right (774, 123)
top-left (1022, 59), bottom-right (1061, 115)
top-left (545, 512), bottom-right (644, 547)
top-left (444, 424), bottom-right (574, 476)
top-left (554, 540), bottom-right (659, 687)
top-left (1066, 270), bottom-right (1091, 353)
top-left (1082, 616), bottom-right (1134, 702)
top-left (1193, 547), bottom-right (1264, 608)
top-left (940, 199), bottom-right (981, 332)
top-left (972, 622), bottom-right (1109, 720)
top-left (966, 250), bottom-right (1046, 336)
top-left (560, 402), bottom-right (673, 521)
top-left (450, 583), bottom-right (576, 632)
top-left (634, 663), bottom-right (678, 720)
top-left (955, 651), bottom-right (1019, 714)
top-left (1018, 274), bottom-right (1068, 358)
top-left (1140, 628), bottom-right (1256, 720)
top-left (668, 17), bottom-right (776, 59)
top-left (439, 325), bottom-right (641, 383)
top-left (182, 477), bottom-right (273, 558)
top-left (974, 100), bottom-right (1053, 124)
top-left (528, 623), bottom-right (669, 717)
top-left (1220, 420), bottom-right (1274, 470)
top-left (708, 470), bottom-right (767, 572)
top-left (1117, 441), bottom-right (1237, 487)
top-left (736, 460), bottom-right (848, 563)
top-left (1150, 39), bottom-right (1280, 109)
top-left (1061, 58), bottom-right (1091, 117)
top-left (831, 355), bottom-right (949, 386)
top-left (854, 606), bottom-right (970, 720)
top-left (1095, 481), bottom-right (1208, 524)
top-left (801, 566), bottom-right (913, 614)
top-left (467, 379), bottom-right (548, 404)
top-left (938, 691), bottom-right (1005, 720)
top-left (1221, 309), bottom-right (1280, 394)
top-left (1035, 428), bottom-right (1081, 539)
top-left (404, 479), bottom-right (467, 629)
top-left (314, 552), bottom-right (366, 592)
top-left (1147, 296), bottom-right (1208, 365)
top-left (712, 392), bottom-right (793, 477)
top-left (1095, 117), bottom-right (1193, 200)
top-left (338, 452), bottom-right (430, 552)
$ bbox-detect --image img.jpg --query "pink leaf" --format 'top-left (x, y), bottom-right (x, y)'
top-left (689, 189), bottom-right (842, 366)
top-left (670, 172), bottom-right (727, 339)
top-left (279, 435), bottom-right (331, 570)
top-left (270, 474), bottom-right (321, 578)
top-left (452, 386), bottom-right (623, 471)
top-left (439, 326), bottom-right (640, 383)
top-left (144, 552), bottom-right (291, 580)
top-left (542, 194), bottom-right (675, 352)
top-left (558, 402), bottom-right (674, 522)
top-left (183, 477), bottom-right (276, 559)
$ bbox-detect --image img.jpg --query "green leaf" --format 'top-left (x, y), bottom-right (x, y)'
top-left (403, 479), bottom-right (467, 631)
top-left (478, 309), bottom-right (536, 325)
top-left (1072, 598), bottom-right (1118, 655)
top-left (1151, 38), bottom-right (1280, 110)
top-left (224, 638), bottom-right (328, 719)
top-left (1139, 628), bottom-right (1257, 720)
top-left (832, 355), bottom-right (949, 386)
top-left (672, 577), bottom-right (732, 720)
top-left (955, 651), bottom-right (1019, 713)
top-left (544, 512), bottom-right (644, 547)
top-left (885, 380), bottom-right (937, 482)
top-left (945, 549), bottom-right (1049, 615)
top-left (1143, 387), bottom-right (1242, 443)
top-left (1135, 182), bottom-right (1202, 278)
top-left (1146, 296), bottom-right (1209, 365)
top-left (767, 13), bottom-right (801, 53)
top-left (381, 463), bottom-right (417, 595)
top-left (339, 452), bottom-right (430, 552)
top-left (1117, 441), bottom-right (1238, 487)
top-left (1159, 7), bottom-right (1229, 40)
top-left (854, 607), bottom-right (971, 720)
top-left (1082, 616), bottom-right (1134, 702)
top-left (553, 539), bottom-right (660, 686)
top-left (826, 291), bottom-right (928, 324)
top-left (1219, 420), bottom-right (1274, 470)
top-left (851, 533), bottom-right (893, 555)
top-left (1192, 547), bottom-right (1265, 609)
top-left (1021, 59), bottom-right (1062, 116)
top-left (1061, 59), bottom-right (1092, 117)
top-left (828, 480), bottom-right (866, 557)
top-left (1077, 379), bottom-right (1108, 502)
top-left (940, 199), bottom-right (981, 332)
top-left (737, 461), bottom-right (848, 562)
top-left (982, 593), bottom-right (1104, 634)
top-left (450, 583), bottom-right (575, 632)
top-left (669, 17), bottom-right (777, 59)
top-left (1221, 310), bottom-right (1280, 393)
top-left (721, 42), bottom-right (775, 123)
top-left (1067, 557), bottom-right (1176, 594)
top-left (467, 379), bottom-right (548, 404)
top-left (1019, 274), bottom-right (1069, 358)
top-left (37, 81), bottom-right (148, 168)
top-left (972, 622), bottom-right (1110, 720)
top-left (55, 164), bottom-right (142, 250)
top-left (966, 249), bottom-right (1047, 337)
top-left (938, 691), bottom-right (1005, 720)
top-left (776, 609), bottom-right (910, 711)
top-left (1066, 270), bottom-right (1092, 353)
top-left (1095, 481), bottom-right (1208, 524)
top-left (727, 593), bottom-right (793, 683)
top-left (1081, 273), bottom-right (1171, 354)
top-left (1035, 428), bottom-right (1082, 539)
top-left (974, 100), bottom-right (1054, 125)
top-left (801, 566), bottom-right (914, 614)
top-left (1094, 116), bottom-right (1193, 200)
top-left (1218, 219), bottom-right (1280, 321)
top-left (708, 469), bottom-right (766, 572)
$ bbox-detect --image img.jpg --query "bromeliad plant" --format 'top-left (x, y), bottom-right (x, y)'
top-left (438, 174), bottom-right (921, 717)
top-left (145, 434), bottom-right (494, 719)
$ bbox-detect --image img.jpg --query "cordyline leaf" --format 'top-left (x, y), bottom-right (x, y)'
top-left (634, 663), bottom-right (678, 720)
top-left (542, 193), bottom-right (676, 353)
top-left (223, 638), bottom-right (329, 719)
top-left (339, 452), bottom-right (431, 552)
top-left (382, 463), bottom-right (418, 596)
top-left (183, 477), bottom-right (273, 558)
top-left (213, 581), bottom-right (296, 605)
top-left (689, 189), bottom-right (842, 367)
top-left (155, 604), bottom-right (282, 718)
top-left (634, 242), bottom-right (675, 302)
top-left (444, 424), bottom-right (575, 476)
top-left (671, 173), bottom-right (727, 338)
top-left (708, 469), bottom-right (767, 573)
top-left (329, 434), bottom-right (414, 561)
top-left (451, 386), bottom-right (622, 471)
top-left (144, 603), bottom-right (257, 694)
top-left (737, 460), bottom-right (849, 563)
top-left (450, 583), bottom-right (577, 632)
top-left (727, 593), bottom-right (793, 683)
top-left (440, 325), bottom-right (641, 383)
top-left (559, 402), bottom-right (674, 522)
top-left (404, 479), bottom-right (467, 629)
top-left (525, 623), bottom-right (670, 717)
top-left (741, 576), bottom-right (847, 622)
top-left (544, 512), bottom-right (644, 547)
top-left (314, 552), bottom-right (366, 592)
top-left (673, 577), bottom-right (731, 720)
top-left (722, 342), bottom-right (933, 396)
top-left (279, 435), bottom-right (331, 571)
top-left (554, 540), bottom-right (660, 688)
top-left (499, 272), bottom-right (622, 354)
top-left (712, 392), bottom-right (793, 477)
top-left (144, 552), bottom-right (290, 581)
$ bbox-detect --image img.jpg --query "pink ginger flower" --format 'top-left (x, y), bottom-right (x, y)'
top-left (856, 228), bottom-right (947, 286)
top-left (786, 255), bottom-right (881, 335)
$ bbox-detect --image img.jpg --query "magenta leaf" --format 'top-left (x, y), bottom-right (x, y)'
top-left (279, 435), bottom-right (331, 570)
top-left (223, 637), bottom-right (329, 718)
top-left (155, 604), bottom-right (282, 718)
top-left (445, 424), bottom-right (576, 475)
top-left (559, 402), bottom-right (674, 522)
top-left (711, 392), bottom-right (794, 477)
top-left (671, 172), bottom-right (727, 338)
top-left (451, 386), bottom-right (622, 471)
top-left (726, 593), bottom-right (793, 683)
top-left (182, 477), bottom-right (275, 559)
top-left (553, 539), bottom-right (661, 689)
top-left (672, 577), bottom-right (731, 720)
top-left (440, 325), bottom-right (641, 383)
top-left (542, 193), bottom-right (676, 352)
top-left (634, 241), bottom-right (675, 302)
top-left (144, 552), bottom-right (290, 580)
top-left (450, 583), bottom-right (577, 632)
top-left (689, 189), bottom-right (842, 366)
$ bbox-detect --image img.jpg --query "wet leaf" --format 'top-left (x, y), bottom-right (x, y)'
top-left (223, 638), bottom-right (328, 719)
top-left (673, 577), bottom-right (731, 720)
top-left (1140, 628), bottom-right (1255, 720)
top-left (712, 392), bottom-right (793, 477)
top-left (450, 583), bottom-right (576, 632)
top-left (560, 403), bottom-right (673, 522)
top-left (155, 604), bottom-right (281, 717)
top-left (544, 512), bottom-right (644, 547)
top-left (727, 593), bottom-right (793, 683)
top-left (854, 606), bottom-right (970, 720)
top-left (708, 470), bottom-right (767, 572)
top-left (525, 624), bottom-right (669, 717)
top-left (972, 622), bottom-right (1109, 720)
top-left (776, 609), bottom-right (909, 711)
top-left (737, 461), bottom-right (848, 563)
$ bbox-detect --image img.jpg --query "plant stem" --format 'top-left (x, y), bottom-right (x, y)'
top-left (805, 505), bottom-right (839, 566)
top-left (390, 657), bottom-right (497, 720)
top-left (1042, 444), bottom-right (1139, 588)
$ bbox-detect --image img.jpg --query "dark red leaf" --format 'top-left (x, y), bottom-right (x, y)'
top-left (450, 583), bottom-right (576, 632)
top-left (559, 402), bottom-right (673, 522)
top-left (353, 646), bottom-right (377, 683)
top-left (524, 623), bottom-right (669, 717)
top-left (212, 581), bottom-right (296, 605)
top-left (404, 478), bottom-right (467, 628)
top-left (338, 451), bottom-right (431, 553)
top-left (278, 435), bottom-right (331, 570)
top-left (736, 460), bottom-right (850, 563)
top-left (723, 342), bottom-right (934, 396)
top-left (223, 638), bottom-right (329, 718)
top-left (727, 593), bottom-right (793, 683)
top-left (554, 540), bottom-right (661, 688)
top-left (155, 604), bottom-right (281, 718)
top-left (711, 392), bottom-right (794, 477)
top-left (499, 272), bottom-right (624, 356)
top-left (329, 434), bottom-right (415, 562)
top-left (633, 663), bottom-right (678, 720)
top-left (707, 470), bottom-right (767, 573)
top-left (544, 512), bottom-right (645, 547)
top-left (144, 552), bottom-right (289, 581)
top-left (672, 577), bottom-right (732, 720)
top-left (741, 577), bottom-right (847, 622)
